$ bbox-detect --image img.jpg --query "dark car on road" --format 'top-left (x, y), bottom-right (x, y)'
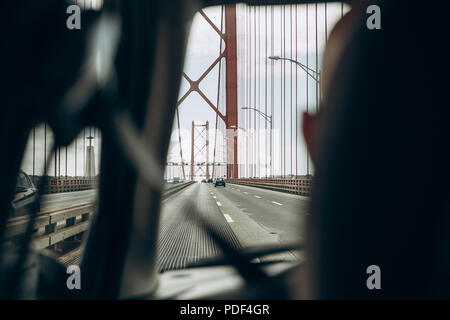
top-left (10, 170), bottom-right (39, 217)
top-left (214, 178), bottom-right (226, 187)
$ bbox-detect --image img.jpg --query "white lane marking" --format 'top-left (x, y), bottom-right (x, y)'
top-left (216, 201), bottom-right (222, 207)
top-left (224, 214), bottom-right (233, 223)
top-left (243, 192), bottom-right (249, 195)
top-left (254, 195), bottom-right (262, 199)
top-left (213, 196), bottom-right (217, 199)
top-left (271, 201), bottom-right (283, 206)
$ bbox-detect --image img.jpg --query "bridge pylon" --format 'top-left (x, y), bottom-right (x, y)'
top-left (190, 121), bottom-right (209, 181)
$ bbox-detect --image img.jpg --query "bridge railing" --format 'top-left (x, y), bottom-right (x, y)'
top-left (30, 177), bottom-right (98, 194)
top-left (5, 181), bottom-right (195, 251)
top-left (227, 177), bottom-right (313, 196)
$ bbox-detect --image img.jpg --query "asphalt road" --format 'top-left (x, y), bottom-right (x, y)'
top-left (40, 189), bottom-right (97, 211)
top-left (211, 183), bottom-right (309, 245)
top-left (44, 183), bottom-right (309, 269)
top-left (157, 183), bottom-right (240, 271)
top-left (157, 182), bottom-right (309, 269)
top-left (39, 183), bottom-right (173, 211)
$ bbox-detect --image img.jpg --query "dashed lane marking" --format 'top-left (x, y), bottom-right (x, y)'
top-left (223, 214), bottom-right (233, 223)
top-left (271, 201), bottom-right (283, 206)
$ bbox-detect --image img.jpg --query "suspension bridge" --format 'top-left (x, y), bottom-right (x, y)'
top-left (11, 2), bottom-right (348, 269)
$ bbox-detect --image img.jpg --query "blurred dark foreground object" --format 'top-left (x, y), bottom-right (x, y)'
top-left (308, 0), bottom-right (450, 299)
top-left (0, 0), bottom-right (450, 300)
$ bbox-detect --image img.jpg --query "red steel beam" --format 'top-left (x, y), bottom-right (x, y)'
top-left (225, 4), bottom-right (238, 179)
top-left (177, 6), bottom-right (238, 179)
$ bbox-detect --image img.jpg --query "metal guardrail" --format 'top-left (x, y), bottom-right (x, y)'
top-left (163, 181), bottom-right (195, 199)
top-left (227, 178), bottom-right (313, 196)
top-left (5, 181), bottom-right (195, 250)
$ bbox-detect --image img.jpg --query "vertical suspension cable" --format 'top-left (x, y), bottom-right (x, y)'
top-left (54, 143), bottom-right (57, 177)
top-left (246, 6), bottom-right (249, 177)
top-left (315, 3), bottom-right (319, 113)
top-left (253, 6), bottom-right (260, 177)
top-left (295, 4), bottom-right (298, 177)
top-left (44, 124), bottom-right (47, 174)
top-left (83, 128), bottom-right (86, 177)
top-left (92, 128), bottom-right (94, 174)
top-left (257, 6), bottom-right (261, 178)
top-left (265, 5), bottom-right (268, 179)
top-left (58, 147), bottom-right (61, 177)
top-left (176, 109), bottom-right (186, 180)
top-left (290, 4), bottom-right (293, 177)
top-left (65, 146), bottom-right (67, 178)
top-left (74, 130), bottom-right (77, 177)
top-left (306, 3), bottom-right (309, 175)
top-left (282, 5), bottom-right (286, 177)
top-left (239, 8), bottom-right (243, 177)
top-left (270, 5), bottom-right (274, 178)
top-left (325, 2), bottom-right (328, 42)
top-left (280, 6), bottom-right (283, 178)
top-left (247, 5), bottom-right (251, 178)
top-left (253, 6), bottom-right (256, 178)
top-left (32, 127), bottom-right (35, 177)
top-left (212, 5), bottom-right (224, 180)
top-left (244, 6), bottom-right (247, 178)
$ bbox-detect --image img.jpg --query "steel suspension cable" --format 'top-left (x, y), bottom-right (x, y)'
top-left (270, 5), bottom-right (274, 178)
top-left (264, 5), bottom-right (268, 178)
top-left (282, 5), bottom-right (286, 177)
top-left (212, 5), bottom-right (224, 180)
top-left (176, 109), bottom-right (186, 180)
top-left (253, 6), bottom-right (257, 178)
top-left (44, 124), bottom-right (47, 174)
top-left (32, 127), bottom-right (35, 177)
top-left (280, 7), bottom-right (283, 178)
top-left (247, 6), bottom-right (251, 177)
top-left (325, 2), bottom-right (328, 42)
top-left (257, 6), bottom-right (261, 178)
top-left (290, 4), bottom-right (293, 177)
top-left (306, 3), bottom-right (309, 175)
top-left (315, 3), bottom-right (318, 113)
top-left (295, 4), bottom-right (298, 177)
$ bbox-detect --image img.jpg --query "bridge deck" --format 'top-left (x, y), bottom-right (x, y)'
top-left (157, 183), bottom-right (241, 271)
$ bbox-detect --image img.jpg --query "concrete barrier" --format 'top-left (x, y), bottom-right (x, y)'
top-left (5, 181), bottom-right (195, 250)
top-left (163, 181), bottom-right (195, 199)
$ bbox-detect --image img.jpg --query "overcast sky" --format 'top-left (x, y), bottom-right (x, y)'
top-left (171, 3), bottom-right (348, 179)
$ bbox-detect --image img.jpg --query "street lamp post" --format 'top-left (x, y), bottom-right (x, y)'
top-left (269, 56), bottom-right (321, 177)
top-left (268, 56), bottom-right (322, 102)
top-left (241, 107), bottom-right (273, 179)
